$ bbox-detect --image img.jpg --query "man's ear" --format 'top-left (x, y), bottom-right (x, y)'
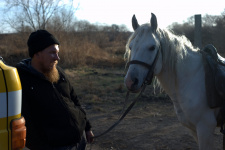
top-left (33, 51), bottom-right (42, 60)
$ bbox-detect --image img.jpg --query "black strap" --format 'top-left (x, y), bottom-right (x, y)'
top-left (128, 60), bottom-right (152, 69)
top-left (127, 47), bottom-right (160, 85)
top-left (93, 45), bottom-right (161, 139)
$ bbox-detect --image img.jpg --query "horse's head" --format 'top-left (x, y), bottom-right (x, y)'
top-left (124, 13), bottom-right (162, 92)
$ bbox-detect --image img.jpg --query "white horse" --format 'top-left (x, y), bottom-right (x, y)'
top-left (124, 13), bottom-right (221, 150)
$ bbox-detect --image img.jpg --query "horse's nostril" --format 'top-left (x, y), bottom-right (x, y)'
top-left (131, 78), bottom-right (139, 90)
top-left (134, 78), bottom-right (138, 85)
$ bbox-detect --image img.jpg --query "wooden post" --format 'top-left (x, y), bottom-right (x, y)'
top-left (194, 14), bottom-right (202, 49)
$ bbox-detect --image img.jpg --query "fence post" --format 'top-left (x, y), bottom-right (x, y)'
top-left (194, 14), bottom-right (202, 49)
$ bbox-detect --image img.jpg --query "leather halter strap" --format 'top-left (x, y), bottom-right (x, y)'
top-left (128, 46), bottom-right (161, 85)
top-left (128, 60), bottom-right (152, 69)
top-left (90, 46), bottom-right (161, 143)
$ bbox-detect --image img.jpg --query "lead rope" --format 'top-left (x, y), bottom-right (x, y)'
top-left (88, 84), bottom-right (147, 150)
top-left (88, 44), bottom-right (161, 149)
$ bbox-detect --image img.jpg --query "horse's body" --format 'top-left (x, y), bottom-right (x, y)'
top-left (124, 13), bottom-right (220, 150)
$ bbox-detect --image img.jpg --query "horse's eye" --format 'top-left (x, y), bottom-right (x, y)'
top-left (149, 46), bottom-right (155, 51)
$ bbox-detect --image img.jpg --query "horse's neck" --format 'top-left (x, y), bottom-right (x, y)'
top-left (156, 70), bottom-right (177, 100)
top-left (156, 50), bottom-right (203, 101)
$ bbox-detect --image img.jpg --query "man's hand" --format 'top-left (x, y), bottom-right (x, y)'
top-left (86, 130), bottom-right (94, 143)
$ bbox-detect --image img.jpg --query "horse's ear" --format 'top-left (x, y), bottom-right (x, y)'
top-left (150, 13), bottom-right (158, 32)
top-left (132, 15), bottom-right (139, 31)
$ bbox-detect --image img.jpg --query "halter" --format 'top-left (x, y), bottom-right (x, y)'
top-left (127, 45), bottom-right (161, 85)
top-left (90, 45), bottom-right (161, 144)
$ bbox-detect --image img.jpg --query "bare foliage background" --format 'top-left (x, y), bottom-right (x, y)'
top-left (0, 0), bottom-right (225, 68)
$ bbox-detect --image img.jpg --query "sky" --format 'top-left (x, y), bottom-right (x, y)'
top-left (0, 0), bottom-right (224, 32)
top-left (75, 0), bottom-right (225, 30)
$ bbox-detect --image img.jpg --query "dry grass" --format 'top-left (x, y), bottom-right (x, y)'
top-left (0, 31), bottom-right (130, 68)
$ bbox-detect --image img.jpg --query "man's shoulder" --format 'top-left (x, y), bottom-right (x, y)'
top-left (57, 66), bottom-right (69, 79)
top-left (17, 58), bottom-right (44, 80)
top-left (16, 59), bottom-right (31, 72)
top-left (57, 66), bottom-right (66, 75)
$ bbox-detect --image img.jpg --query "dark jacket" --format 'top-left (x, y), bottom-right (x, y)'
top-left (16, 59), bottom-right (91, 149)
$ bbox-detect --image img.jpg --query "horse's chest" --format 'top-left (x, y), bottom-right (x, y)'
top-left (172, 100), bottom-right (195, 129)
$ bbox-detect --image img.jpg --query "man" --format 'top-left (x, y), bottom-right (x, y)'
top-left (16, 30), bottom-right (94, 150)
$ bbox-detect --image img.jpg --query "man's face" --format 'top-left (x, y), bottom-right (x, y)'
top-left (37, 44), bottom-right (60, 73)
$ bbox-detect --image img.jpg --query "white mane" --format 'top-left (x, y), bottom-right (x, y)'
top-left (124, 24), bottom-right (200, 90)
top-left (125, 24), bottom-right (199, 73)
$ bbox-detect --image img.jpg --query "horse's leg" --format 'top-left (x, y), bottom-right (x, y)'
top-left (174, 101), bottom-right (199, 143)
top-left (196, 111), bottom-right (217, 150)
top-left (188, 128), bottom-right (198, 143)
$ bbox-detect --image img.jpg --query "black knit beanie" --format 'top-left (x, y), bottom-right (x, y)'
top-left (27, 30), bottom-right (60, 57)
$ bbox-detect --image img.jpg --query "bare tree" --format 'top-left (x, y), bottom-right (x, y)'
top-left (3, 0), bottom-right (79, 32)
top-left (202, 14), bottom-right (218, 27)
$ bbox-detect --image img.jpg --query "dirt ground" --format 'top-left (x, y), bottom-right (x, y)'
top-left (64, 67), bottom-right (224, 150)
top-left (24, 67), bottom-right (224, 150)
top-left (83, 96), bottom-right (223, 150)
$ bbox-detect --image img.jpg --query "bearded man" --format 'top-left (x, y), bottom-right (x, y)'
top-left (16, 30), bottom-right (94, 150)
